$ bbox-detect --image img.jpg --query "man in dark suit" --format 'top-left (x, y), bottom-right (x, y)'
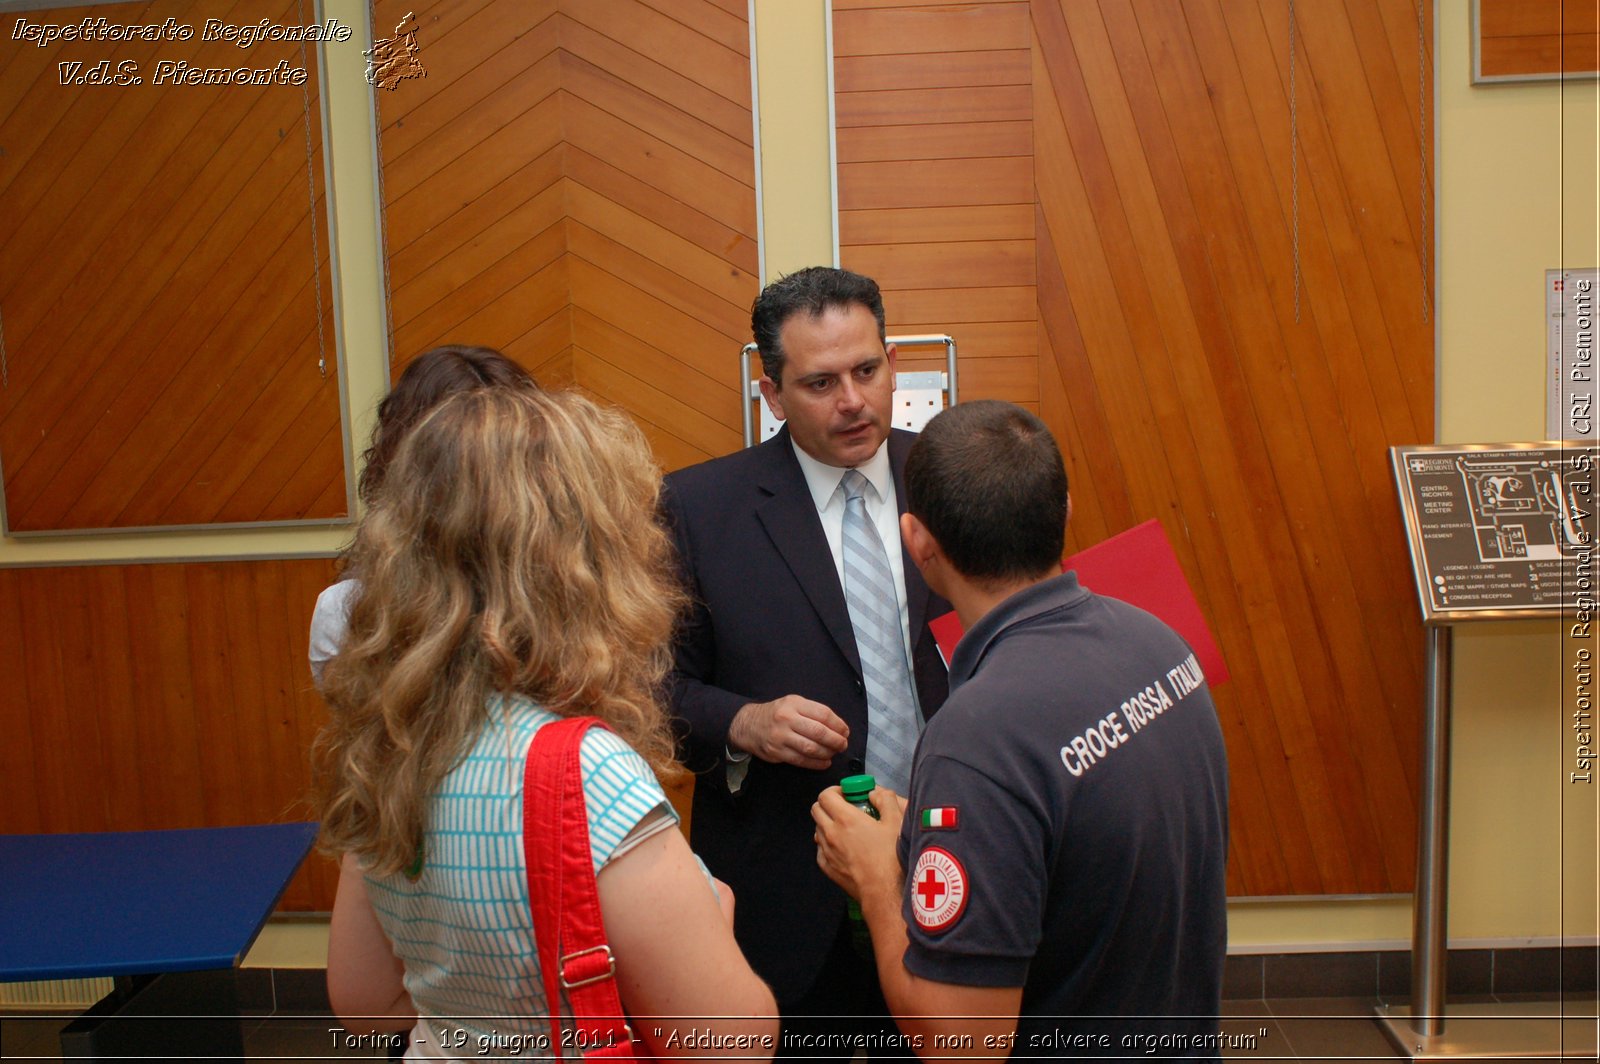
top-left (663, 267), bottom-right (949, 1054)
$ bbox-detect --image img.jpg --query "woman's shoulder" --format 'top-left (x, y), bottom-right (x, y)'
top-left (309, 578), bottom-right (363, 678)
top-left (492, 697), bottom-right (651, 776)
top-left (314, 576), bottom-right (361, 613)
top-left (494, 697), bottom-right (672, 867)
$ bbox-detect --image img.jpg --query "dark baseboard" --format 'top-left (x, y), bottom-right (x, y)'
top-left (1223, 945), bottom-right (1600, 1000)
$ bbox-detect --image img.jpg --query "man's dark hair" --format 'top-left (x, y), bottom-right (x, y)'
top-left (359, 345), bottom-right (538, 504)
top-left (751, 266), bottom-right (886, 384)
top-left (904, 400), bottom-right (1069, 582)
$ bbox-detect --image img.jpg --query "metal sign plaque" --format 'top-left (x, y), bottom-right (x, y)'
top-left (1391, 442), bottom-right (1597, 623)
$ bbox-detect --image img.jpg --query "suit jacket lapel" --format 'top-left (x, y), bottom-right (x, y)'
top-left (753, 430), bottom-right (861, 672)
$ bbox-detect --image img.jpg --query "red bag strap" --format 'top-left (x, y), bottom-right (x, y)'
top-left (524, 716), bottom-right (639, 1062)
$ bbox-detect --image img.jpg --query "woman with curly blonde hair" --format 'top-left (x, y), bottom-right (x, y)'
top-left (314, 387), bottom-right (775, 1059)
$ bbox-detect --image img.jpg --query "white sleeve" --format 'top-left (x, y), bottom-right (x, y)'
top-left (309, 579), bottom-right (360, 686)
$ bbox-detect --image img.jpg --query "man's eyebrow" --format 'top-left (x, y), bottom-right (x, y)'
top-left (794, 354), bottom-right (883, 384)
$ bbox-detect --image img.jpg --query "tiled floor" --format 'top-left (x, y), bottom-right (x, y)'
top-left (3, 995), bottom-right (1597, 1061)
top-left (1222, 993), bottom-right (1599, 1061)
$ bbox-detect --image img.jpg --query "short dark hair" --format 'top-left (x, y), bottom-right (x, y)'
top-left (359, 345), bottom-right (537, 504)
top-left (751, 266), bottom-right (886, 384)
top-left (904, 400), bottom-right (1069, 582)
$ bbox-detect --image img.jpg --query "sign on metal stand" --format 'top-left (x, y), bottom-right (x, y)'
top-left (1380, 442), bottom-right (1596, 1060)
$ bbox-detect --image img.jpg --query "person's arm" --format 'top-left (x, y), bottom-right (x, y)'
top-left (327, 853), bottom-right (416, 1034)
top-left (659, 480), bottom-right (757, 768)
top-left (813, 787), bottom-right (1021, 1054)
top-left (598, 824), bottom-right (778, 1058)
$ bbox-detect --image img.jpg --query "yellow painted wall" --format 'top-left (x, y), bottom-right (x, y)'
top-left (751, 0), bottom-right (835, 281)
top-left (1435, 4), bottom-right (1598, 944)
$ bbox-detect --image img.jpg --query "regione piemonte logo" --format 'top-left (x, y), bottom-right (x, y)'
top-left (365, 11), bottom-right (424, 90)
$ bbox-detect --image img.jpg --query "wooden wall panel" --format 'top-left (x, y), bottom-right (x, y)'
top-left (0, 0), bottom-right (346, 532)
top-left (837, 0), bottom-right (1434, 897)
top-left (374, 0), bottom-right (756, 465)
top-left (0, 559), bottom-right (341, 910)
top-left (836, 0), bottom-right (1039, 416)
top-left (1478, 0), bottom-right (1600, 79)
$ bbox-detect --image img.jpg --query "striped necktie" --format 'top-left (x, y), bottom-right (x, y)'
top-left (839, 469), bottom-right (920, 792)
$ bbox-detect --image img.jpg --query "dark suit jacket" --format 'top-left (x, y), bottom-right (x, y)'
top-left (662, 427), bottom-right (950, 1005)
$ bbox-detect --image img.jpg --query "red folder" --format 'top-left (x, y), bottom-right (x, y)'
top-left (927, 518), bottom-right (1229, 685)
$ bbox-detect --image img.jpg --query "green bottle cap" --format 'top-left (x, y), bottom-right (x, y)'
top-left (840, 774), bottom-right (877, 802)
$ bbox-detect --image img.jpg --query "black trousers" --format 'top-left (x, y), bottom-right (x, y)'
top-left (776, 917), bottom-right (917, 1064)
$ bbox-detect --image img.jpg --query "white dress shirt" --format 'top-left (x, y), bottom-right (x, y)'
top-left (790, 438), bottom-right (916, 669)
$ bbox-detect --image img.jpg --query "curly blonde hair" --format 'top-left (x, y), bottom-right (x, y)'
top-left (313, 388), bottom-right (684, 874)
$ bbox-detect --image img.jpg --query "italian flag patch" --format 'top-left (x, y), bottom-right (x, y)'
top-left (920, 806), bottom-right (959, 830)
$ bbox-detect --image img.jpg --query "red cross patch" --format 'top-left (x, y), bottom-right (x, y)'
top-left (910, 846), bottom-right (967, 933)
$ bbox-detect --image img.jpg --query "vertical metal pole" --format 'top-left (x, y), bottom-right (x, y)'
top-left (1410, 623), bottom-right (1452, 1038)
top-left (741, 344), bottom-right (756, 449)
top-left (944, 337), bottom-right (958, 405)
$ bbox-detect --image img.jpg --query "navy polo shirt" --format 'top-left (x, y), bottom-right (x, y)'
top-left (896, 572), bottom-right (1228, 1054)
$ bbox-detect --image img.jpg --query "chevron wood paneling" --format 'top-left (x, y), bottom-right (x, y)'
top-left (373, 0), bottom-right (756, 468)
top-left (837, 0), bottom-right (1434, 897)
top-left (0, 0), bottom-right (346, 532)
top-left (0, 558), bottom-right (341, 910)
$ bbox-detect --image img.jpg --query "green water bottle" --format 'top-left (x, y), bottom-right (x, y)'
top-left (839, 774), bottom-right (879, 957)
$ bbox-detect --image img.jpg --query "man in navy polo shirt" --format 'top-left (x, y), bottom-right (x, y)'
top-left (812, 400), bottom-right (1229, 1058)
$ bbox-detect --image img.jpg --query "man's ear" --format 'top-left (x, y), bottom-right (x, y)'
top-left (758, 375), bottom-right (785, 421)
top-left (900, 512), bottom-right (936, 570)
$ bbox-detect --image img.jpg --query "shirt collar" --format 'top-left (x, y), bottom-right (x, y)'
top-left (949, 570), bottom-right (1091, 686)
top-left (790, 435), bottom-right (894, 514)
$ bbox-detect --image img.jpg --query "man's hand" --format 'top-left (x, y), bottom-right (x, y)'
top-left (728, 695), bottom-right (849, 769)
top-left (815, 788), bottom-right (1024, 1051)
top-left (811, 784), bottom-right (905, 903)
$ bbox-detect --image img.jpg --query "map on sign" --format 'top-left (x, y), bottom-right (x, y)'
top-left (1455, 453), bottom-right (1590, 561)
top-left (1392, 443), bottom-right (1596, 623)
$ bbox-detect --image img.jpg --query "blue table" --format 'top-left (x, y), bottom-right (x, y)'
top-left (0, 822), bottom-right (318, 1059)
